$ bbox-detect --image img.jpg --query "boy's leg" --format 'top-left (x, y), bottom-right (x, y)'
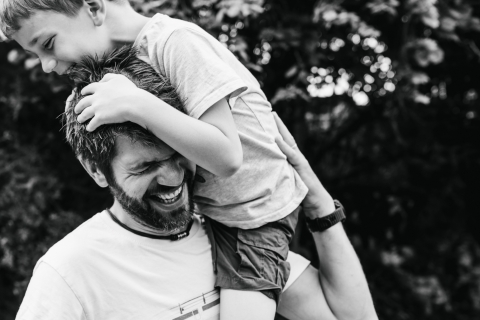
top-left (204, 208), bottom-right (300, 319)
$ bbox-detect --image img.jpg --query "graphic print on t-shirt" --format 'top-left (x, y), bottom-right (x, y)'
top-left (153, 289), bottom-right (220, 320)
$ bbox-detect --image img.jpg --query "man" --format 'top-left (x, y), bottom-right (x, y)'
top-left (16, 47), bottom-right (377, 320)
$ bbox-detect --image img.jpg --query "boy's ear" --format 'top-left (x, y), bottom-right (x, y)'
top-left (84, 0), bottom-right (107, 27)
top-left (78, 157), bottom-right (109, 188)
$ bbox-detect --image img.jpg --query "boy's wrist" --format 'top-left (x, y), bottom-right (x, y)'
top-left (128, 89), bottom-right (164, 129)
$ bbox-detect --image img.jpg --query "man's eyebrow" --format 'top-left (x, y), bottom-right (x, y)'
top-left (128, 160), bottom-right (158, 171)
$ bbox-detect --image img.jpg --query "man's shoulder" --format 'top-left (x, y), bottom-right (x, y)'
top-left (41, 212), bottom-right (110, 266)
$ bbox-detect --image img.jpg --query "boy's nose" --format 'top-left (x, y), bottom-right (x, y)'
top-left (41, 58), bottom-right (57, 73)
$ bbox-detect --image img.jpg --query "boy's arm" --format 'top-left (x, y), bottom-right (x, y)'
top-left (75, 74), bottom-right (243, 177)
top-left (77, 28), bottom-right (251, 177)
top-left (274, 113), bottom-right (377, 320)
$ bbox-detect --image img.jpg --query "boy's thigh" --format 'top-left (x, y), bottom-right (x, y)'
top-left (278, 265), bottom-right (336, 320)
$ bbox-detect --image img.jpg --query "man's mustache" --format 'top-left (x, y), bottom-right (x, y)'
top-left (144, 171), bottom-right (193, 197)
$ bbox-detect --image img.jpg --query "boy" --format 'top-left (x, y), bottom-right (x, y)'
top-left (1, 1), bottom-right (308, 318)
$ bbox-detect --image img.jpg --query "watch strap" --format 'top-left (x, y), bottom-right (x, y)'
top-left (306, 200), bottom-right (346, 232)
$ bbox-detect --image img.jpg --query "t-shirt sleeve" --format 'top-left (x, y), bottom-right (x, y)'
top-left (16, 262), bottom-right (86, 320)
top-left (161, 28), bottom-right (248, 119)
top-left (283, 251), bottom-right (311, 293)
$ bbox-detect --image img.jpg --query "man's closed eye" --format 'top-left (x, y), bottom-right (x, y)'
top-left (132, 162), bottom-right (165, 175)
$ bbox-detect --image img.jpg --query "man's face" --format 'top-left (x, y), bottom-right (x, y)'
top-left (12, 9), bottom-right (112, 75)
top-left (109, 136), bottom-right (196, 232)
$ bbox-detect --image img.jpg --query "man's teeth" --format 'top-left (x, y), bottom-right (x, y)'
top-left (154, 186), bottom-right (183, 203)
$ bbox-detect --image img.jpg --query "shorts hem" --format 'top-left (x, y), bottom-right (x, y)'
top-left (214, 276), bottom-right (281, 303)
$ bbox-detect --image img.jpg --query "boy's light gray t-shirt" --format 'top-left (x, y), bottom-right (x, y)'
top-left (134, 14), bottom-right (307, 229)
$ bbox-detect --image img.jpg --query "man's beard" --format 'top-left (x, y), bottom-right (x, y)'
top-left (109, 172), bottom-right (194, 232)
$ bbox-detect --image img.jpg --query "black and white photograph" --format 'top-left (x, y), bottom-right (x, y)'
top-left (1, 1), bottom-right (479, 319)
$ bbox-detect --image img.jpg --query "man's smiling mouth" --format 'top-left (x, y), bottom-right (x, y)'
top-left (150, 185), bottom-right (183, 204)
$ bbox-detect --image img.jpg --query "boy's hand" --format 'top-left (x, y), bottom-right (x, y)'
top-left (74, 73), bottom-right (153, 132)
top-left (273, 112), bottom-right (335, 218)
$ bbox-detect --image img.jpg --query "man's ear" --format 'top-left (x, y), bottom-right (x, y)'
top-left (79, 157), bottom-right (109, 188)
top-left (84, 0), bottom-right (107, 27)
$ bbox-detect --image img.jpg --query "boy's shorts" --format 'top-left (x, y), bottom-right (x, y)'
top-left (204, 207), bottom-right (300, 304)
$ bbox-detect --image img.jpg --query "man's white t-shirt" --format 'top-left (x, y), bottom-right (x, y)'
top-left (16, 211), bottom-right (310, 320)
top-left (134, 14), bottom-right (308, 229)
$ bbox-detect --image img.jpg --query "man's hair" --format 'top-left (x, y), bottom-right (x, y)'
top-left (63, 45), bottom-right (184, 185)
top-left (0, 0), bottom-right (127, 37)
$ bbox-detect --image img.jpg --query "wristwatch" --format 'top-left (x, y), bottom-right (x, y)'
top-left (305, 200), bottom-right (346, 232)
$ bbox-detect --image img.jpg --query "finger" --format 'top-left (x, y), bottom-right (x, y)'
top-left (86, 116), bottom-right (100, 132)
top-left (275, 136), bottom-right (299, 163)
top-left (86, 115), bottom-right (106, 132)
top-left (66, 88), bottom-right (77, 101)
top-left (76, 106), bottom-right (96, 124)
top-left (74, 95), bottom-right (95, 114)
top-left (80, 82), bottom-right (102, 96)
top-left (99, 73), bottom-right (120, 83)
top-left (273, 112), bottom-right (297, 147)
top-left (65, 89), bottom-right (77, 111)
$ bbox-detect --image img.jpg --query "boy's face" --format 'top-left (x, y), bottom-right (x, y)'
top-left (12, 8), bottom-right (113, 75)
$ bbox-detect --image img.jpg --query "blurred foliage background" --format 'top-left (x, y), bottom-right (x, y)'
top-left (1, 0), bottom-right (480, 319)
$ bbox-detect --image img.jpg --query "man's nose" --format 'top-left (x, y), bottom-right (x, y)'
top-left (177, 155), bottom-right (196, 177)
top-left (155, 159), bottom-right (184, 187)
top-left (40, 58), bottom-right (57, 73)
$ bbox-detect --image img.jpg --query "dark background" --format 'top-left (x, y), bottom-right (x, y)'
top-left (1, 0), bottom-right (480, 319)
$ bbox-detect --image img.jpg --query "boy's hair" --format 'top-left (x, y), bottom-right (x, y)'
top-left (63, 45), bottom-right (184, 185)
top-left (0, 0), bottom-right (127, 37)
top-left (0, 0), bottom-right (83, 37)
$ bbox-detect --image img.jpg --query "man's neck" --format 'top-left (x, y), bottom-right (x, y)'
top-left (109, 200), bottom-right (189, 236)
top-left (105, 3), bottom-right (150, 46)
